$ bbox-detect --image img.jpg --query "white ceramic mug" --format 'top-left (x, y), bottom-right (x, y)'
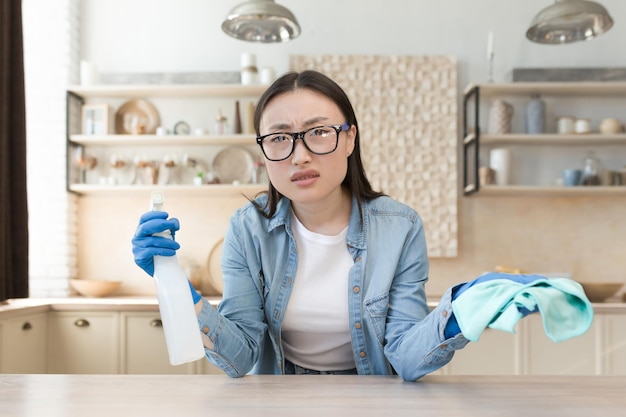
top-left (156, 126), bottom-right (170, 136)
top-left (557, 116), bottom-right (575, 134)
top-left (489, 148), bottom-right (512, 185)
top-left (260, 67), bottom-right (276, 85)
top-left (575, 118), bottom-right (591, 134)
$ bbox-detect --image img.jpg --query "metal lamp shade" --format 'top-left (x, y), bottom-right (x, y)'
top-left (526, 0), bottom-right (614, 44)
top-left (222, 0), bottom-right (301, 43)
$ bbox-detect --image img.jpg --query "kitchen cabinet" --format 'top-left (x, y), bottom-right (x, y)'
top-left (47, 311), bottom-right (120, 374)
top-left (66, 84), bottom-right (268, 196)
top-left (462, 82), bottom-right (626, 195)
top-left (120, 312), bottom-right (197, 374)
top-left (443, 308), bottom-right (626, 376)
top-left (443, 328), bottom-right (519, 375)
top-left (0, 313), bottom-right (47, 373)
top-left (521, 314), bottom-right (597, 375)
top-left (600, 314), bottom-right (626, 375)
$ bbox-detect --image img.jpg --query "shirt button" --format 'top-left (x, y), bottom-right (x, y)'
top-left (354, 323), bottom-right (361, 329)
top-left (355, 256), bottom-right (361, 262)
top-left (353, 286), bottom-right (360, 293)
top-left (441, 344), bottom-right (448, 349)
top-left (442, 310), bottom-right (448, 318)
top-left (359, 351), bottom-right (366, 358)
top-left (202, 326), bottom-right (210, 334)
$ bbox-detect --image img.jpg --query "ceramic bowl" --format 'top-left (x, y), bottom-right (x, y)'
top-left (578, 281), bottom-right (623, 303)
top-left (70, 279), bottom-right (121, 297)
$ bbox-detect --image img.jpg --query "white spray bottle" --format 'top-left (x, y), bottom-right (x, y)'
top-left (150, 190), bottom-right (205, 365)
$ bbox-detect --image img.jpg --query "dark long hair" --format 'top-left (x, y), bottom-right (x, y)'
top-left (251, 70), bottom-right (384, 219)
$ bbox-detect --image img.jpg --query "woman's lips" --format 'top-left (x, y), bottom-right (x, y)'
top-left (290, 170), bottom-right (319, 185)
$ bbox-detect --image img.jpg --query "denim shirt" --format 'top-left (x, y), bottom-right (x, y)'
top-left (197, 194), bottom-right (469, 381)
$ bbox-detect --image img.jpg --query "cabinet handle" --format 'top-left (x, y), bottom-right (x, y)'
top-left (74, 319), bottom-right (90, 327)
top-left (22, 322), bottom-right (32, 331)
top-left (149, 319), bottom-right (163, 328)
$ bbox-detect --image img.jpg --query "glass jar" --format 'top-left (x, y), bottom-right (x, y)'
top-left (581, 153), bottom-right (601, 186)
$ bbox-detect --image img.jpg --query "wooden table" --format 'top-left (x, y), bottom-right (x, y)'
top-left (1, 374), bottom-right (625, 417)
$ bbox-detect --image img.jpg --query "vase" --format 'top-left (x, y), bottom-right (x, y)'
top-left (525, 95), bottom-right (545, 134)
top-left (488, 99), bottom-right (514, 134)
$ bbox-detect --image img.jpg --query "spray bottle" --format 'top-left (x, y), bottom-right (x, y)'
top-left (150, 190), bottom-right (205, 365)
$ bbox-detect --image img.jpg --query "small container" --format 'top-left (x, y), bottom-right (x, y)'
top-left (489, 148), bottom-right (511, 185)
top-left (260, 67), bottom-right (276, 85)
top-left (581, 153), bottom-right (601, 186)
top-left (557, 116), bottom-right (575, 134)
top-left (599, 118), bottom-right (623, 134)
top-left (478, 166), bottom-right (495, 186)
top-left (575, 118), bottom-right (591, 134)
top-left (214, 109), bottom-right (227, 135)
top-left (240, 53), bottom-right (258, 85)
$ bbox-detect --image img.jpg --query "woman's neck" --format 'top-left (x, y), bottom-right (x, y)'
top-left (292, 187), bottom-right (352, 235)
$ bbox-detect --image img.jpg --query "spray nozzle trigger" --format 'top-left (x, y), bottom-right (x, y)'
top-left (150, 190), bottom-right (165, 211)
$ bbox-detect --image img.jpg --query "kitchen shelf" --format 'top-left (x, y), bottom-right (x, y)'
top-left (69, 134), bottom-right (257, 147)
top-left (66, 83), bottom-right (266, 194)
top-left (466, 133), bottom-right (626, 146)
top-left (67, 84), bottom-right (268, 98)
top-left (465, 185), bottom-right (626, 196)
top-left (68, 183), bottom-right (267, 196)
top-left (462, 82), bottom-right (626, 196)
top-left (464, 82), bottom-right (626, 97)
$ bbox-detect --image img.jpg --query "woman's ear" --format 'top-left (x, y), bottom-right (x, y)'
top-left (345, 124), bottom-right (357, 157)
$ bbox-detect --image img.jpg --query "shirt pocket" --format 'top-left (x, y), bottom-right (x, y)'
top-left (364, 293), bottom-right (389, 345)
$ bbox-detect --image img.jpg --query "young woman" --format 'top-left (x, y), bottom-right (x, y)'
top-left (132, 70), bottom-right (535, 381)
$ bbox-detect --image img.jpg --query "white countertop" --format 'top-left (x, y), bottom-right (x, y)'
top-left (1, 295), bottom-right (624, 319)
top-left (1, 374), bottom-right (625, 417)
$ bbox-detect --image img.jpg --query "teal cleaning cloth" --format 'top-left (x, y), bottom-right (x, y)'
top-left (451, 278), bottom-right (594, 342)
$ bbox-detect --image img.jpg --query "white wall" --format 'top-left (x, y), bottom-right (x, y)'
top-left (80, 0), bottom-right (626, 85)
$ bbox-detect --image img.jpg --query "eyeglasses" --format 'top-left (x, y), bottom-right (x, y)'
top-left (256, 122), bottom-right (350, 162)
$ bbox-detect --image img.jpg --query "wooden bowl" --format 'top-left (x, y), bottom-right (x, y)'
top-left (70, 279), bottom-right (121, 297)
top-left (578, 282), bottom-right (623, 303)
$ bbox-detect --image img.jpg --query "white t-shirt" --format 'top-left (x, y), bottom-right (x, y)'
top-left (281, 213), bottom-right (355, 371)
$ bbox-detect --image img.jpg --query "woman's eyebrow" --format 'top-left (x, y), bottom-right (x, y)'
top-left (266, 117), bottom-right (330, 132)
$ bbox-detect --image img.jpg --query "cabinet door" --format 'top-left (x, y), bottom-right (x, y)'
top-left (445, 328), bottom-right (519, 375)
top-left (0, 313), bottom-right (47, 373)
top-left (522, 314), bottom-right (597, 375)
top-left (120, 312), bottom-right (195, 374)
top-left (47, 311), bottom-right (119, 374)
top-left (602, 314), bottom-right (626, 375)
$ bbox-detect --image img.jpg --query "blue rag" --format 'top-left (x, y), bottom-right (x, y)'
top-left (451, 278), bottom-right (594, 342)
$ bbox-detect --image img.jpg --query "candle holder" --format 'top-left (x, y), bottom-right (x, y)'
top-left (487, 53), bottom-right (494, 83)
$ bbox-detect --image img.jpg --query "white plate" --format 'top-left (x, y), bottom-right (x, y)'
top-left (206, 239), bottom-right (223, 295)
top-left (212, 147), bottom-right (255, 184)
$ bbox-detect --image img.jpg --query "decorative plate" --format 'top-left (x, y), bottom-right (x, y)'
top-left (212, 147), bottom-right (255, 184)
top-left (206, 239), bottom-right (224, 294)
top-left (114, 99), bottom-right (160, 134)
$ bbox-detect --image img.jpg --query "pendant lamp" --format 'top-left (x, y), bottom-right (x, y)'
top-left (222, 0), bottom-right (301, 43)
top-left (526, 0), bottom-right (614, 44)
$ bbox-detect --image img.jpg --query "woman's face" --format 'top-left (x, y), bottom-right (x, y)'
top-left (259, 89), bottom-right (356, 206)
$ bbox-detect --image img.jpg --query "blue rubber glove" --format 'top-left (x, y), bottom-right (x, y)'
top-left (444, 272), bottom-right (541, 339)
top-left (188, 280), bottom-right (203, 304)
top-left (131, 211), bottom-right (180, 277)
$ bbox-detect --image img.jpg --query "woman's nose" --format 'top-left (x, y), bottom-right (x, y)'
top-left (291, 138), bottom-right (312, 165)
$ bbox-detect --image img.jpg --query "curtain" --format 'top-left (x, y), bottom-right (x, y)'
top-left (0, 0), bottom-right (28, 301)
